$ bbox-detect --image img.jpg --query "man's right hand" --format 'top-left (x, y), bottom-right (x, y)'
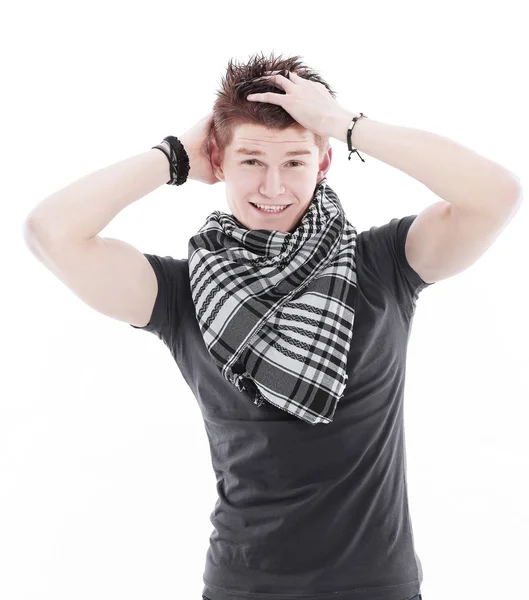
top-left (179, 112), bottom-right (220, 185)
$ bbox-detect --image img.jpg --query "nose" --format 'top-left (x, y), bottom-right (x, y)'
top-left (258, 169), bottom-right (286, 199)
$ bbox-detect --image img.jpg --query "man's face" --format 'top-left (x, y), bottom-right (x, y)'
top-left (211, 123), bottom-right (332, 233)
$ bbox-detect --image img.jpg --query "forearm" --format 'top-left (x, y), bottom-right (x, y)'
top-left (25, 143), bottom-right (171, 244)
top-left (325, 112), bottom-right (522, 217)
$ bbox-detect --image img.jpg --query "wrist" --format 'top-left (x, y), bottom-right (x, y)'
top-left (156, 137), bottom-right (191, 185)
top-left (324, 110), bottom-right (361, 144)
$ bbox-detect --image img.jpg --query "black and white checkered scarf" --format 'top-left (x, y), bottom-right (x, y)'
top-left (188, 178), bottom-right (358, 425)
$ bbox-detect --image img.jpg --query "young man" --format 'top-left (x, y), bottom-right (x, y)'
top-left (23, 54), bottom-right (521, 600)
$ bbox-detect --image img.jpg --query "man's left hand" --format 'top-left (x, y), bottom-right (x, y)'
top-left (246, 71), bottom-right (353, 140)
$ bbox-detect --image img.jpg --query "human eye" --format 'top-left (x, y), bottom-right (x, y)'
top-left (242, 160), bottom-right (303, 166)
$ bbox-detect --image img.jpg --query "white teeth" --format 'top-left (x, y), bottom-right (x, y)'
top-left (254, 203), bottom-right (288, 212)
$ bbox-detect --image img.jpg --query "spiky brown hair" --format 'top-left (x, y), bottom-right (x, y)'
top-left (212, 51), bottom-right (337, 160)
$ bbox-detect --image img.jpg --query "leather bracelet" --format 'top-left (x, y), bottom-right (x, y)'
top-left (152, 135), bottom-right (190, 185)
top-left (347, 113), bottom-right (368, 162)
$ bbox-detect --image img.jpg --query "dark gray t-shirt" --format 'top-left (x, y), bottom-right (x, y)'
top-left (130, 215), bottom-right (434, 600)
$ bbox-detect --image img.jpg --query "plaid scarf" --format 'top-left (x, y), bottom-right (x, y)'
top-left (188, 178), bottom-right (358, 425)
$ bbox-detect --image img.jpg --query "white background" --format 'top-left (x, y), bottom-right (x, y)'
top-left (2, 1), bottom-right (528, 599)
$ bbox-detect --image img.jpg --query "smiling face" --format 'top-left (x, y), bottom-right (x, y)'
top-left (211, 123), bottom-right (332, 233)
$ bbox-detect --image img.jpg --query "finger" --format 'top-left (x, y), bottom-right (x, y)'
top-left (246, 92), bottom-right (283, 105)
top-left (253, 74), bottom-right (279, 81)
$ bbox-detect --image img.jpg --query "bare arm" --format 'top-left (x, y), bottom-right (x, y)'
top-left (22, 113), bottom-right (217, 327)
top-left (24, 142), bottom-right (171, 243)
top-left (22, 144), bottom-right (172, 327)
top-left (24, 110), bottom-right (218, 242)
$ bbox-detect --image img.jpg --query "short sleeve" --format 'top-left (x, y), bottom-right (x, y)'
top-left (129, 253), bottom-right (188, 342)
top-left (361, 215), bottom-right (435, 316)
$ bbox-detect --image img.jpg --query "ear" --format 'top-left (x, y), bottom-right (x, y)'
top-left (208, 136), bottom-right (226, 182)
top-left (317, 145), bottom-right (332, 183)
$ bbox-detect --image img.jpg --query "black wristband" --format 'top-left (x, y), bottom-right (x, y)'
top-left (152, 135), bottom-right (190, 186)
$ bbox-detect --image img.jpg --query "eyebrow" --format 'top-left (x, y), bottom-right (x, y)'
top-left (234, 147), bottom-right (313, 157)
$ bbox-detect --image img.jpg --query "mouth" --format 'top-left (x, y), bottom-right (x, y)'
top-left (250, 202), bottom-right (292, 215)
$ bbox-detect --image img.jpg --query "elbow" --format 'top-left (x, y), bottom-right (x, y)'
top-left (22, 215), bottom-right (48, 258)
top-left (22, 213), bottom-right (48, 245)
